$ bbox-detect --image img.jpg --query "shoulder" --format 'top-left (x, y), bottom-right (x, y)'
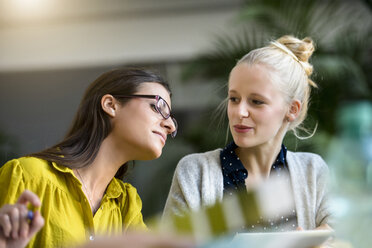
top-left (2, 156), bottom-right (49, 168)
top-left (116, 179), bottom-right (140, 196)
top-left (1, 157), bottom-right (51, 178)
top-left (175, 148), bottom-right (222, 175)
top-left (287, 151), bottom-right (327, 167)
top-left (113, 179), bottom-right (142, 207)
top-left (286, 151), bottom-right (329, 180)
top-left (177, 148), bottom-right (222, 168)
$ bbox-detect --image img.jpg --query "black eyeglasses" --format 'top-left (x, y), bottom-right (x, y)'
top-left (114, 94), bottom-right (178, 138)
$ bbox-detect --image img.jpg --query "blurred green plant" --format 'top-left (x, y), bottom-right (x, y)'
top-left (181, 0), bottom-right (372, 152)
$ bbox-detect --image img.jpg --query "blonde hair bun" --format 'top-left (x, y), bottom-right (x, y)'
top-left (271, 35), bottom-right (317, 87)
top-left (277, 36), bottom-right (314, 63)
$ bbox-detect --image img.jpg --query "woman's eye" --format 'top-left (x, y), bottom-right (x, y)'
top-left (252, 99), bottom-right (264, 105)
top-left (150, 104), bottom-right (157, 112)
top-left (229, 97), bottom-right (239, 102)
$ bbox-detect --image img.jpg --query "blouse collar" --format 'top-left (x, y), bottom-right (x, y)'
top-left (50, 161), bottom-right (123, 199)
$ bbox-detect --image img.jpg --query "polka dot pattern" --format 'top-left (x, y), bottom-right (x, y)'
top-left (220, 142), bottom-right (298, 232)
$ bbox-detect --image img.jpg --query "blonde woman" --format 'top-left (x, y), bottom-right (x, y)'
top-left (164, 36), bottom-right (332, 232)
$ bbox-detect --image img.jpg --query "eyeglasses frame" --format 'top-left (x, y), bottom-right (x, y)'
top-left (113, 94), bottom-right (178, 138)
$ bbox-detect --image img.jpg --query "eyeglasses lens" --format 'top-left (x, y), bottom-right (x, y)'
top-left (157, 98), bottom-right (170, 118)
top-left (172, 117), bottom-right (178, 128)
top-left (156, 96), bottom-right (178, 138)
top-left (171, 117), bottom-right (178, 138)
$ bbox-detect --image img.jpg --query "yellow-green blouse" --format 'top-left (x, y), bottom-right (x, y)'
top-left (0, 157), bottom-right (146, 248)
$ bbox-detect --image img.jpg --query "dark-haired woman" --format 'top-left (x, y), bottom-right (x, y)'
top-left (0, 68), bottom-right (178, 248)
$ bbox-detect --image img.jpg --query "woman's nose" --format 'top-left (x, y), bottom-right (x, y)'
top-left (162, 117), bottom-right (177, 136)
top-left (238, 104), bottom-right (250, 118)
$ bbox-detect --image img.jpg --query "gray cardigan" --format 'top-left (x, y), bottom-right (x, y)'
top-left (163, 148), bottom-right (331, 230)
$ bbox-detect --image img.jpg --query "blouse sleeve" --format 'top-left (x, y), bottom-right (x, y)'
top-left (0, 159), bottom-right (26, 206)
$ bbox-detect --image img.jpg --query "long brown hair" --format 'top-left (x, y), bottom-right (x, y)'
top-left (29, 68), bottom-right (170, 179)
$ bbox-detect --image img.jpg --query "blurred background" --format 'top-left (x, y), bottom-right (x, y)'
top-left (0, 0), bottom-right (371, 245)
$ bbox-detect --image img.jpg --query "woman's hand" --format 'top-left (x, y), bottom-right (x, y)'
top-left (0, 190), bottom-right (44, 248)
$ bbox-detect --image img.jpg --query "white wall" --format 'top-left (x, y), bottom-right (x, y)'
top-left (0, 0), bottom-right (242, 72)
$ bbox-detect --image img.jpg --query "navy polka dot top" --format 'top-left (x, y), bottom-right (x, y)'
top-left (220, 141), bottom-right (298, 232)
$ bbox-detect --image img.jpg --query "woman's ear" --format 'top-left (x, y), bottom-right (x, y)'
top-left (286, 99), bottom-right (301, 122)
top-left (101, 94), bottom-right (117, 117)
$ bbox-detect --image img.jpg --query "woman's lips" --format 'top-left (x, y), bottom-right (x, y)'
top-left (153, 131), bottom-right (166, 144)
top-left (233, 124), bottom-right (253, 133)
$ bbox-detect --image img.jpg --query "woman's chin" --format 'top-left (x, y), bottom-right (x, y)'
top-left (141, 148), bottom-right (162, 160)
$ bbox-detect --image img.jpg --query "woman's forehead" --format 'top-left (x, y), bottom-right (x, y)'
top-left (229, 64), bottom-right (274, 88)
top-left (228, 64), bottom-right (286, 101)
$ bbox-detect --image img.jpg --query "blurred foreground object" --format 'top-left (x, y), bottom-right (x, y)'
top-left (76, 231), bottom-right (195, 248)
top-left (149, 177), bottom-right (333, 247)
top-left (327, 100), bottom-right (372, 248)
top-left (201, 229), bottom-right (334, 248)
top-left (157, 177), bottom-right (294, 243)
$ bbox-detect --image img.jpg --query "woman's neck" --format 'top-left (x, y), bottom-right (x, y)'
top-left (74, 136), bottom-right (130, 209)
top-left (237, 144), bottom-right (281, 178)
top-left (236, 134), bottom-right (284, 179)
top-left (236, 122), bottom-right (288, 178)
